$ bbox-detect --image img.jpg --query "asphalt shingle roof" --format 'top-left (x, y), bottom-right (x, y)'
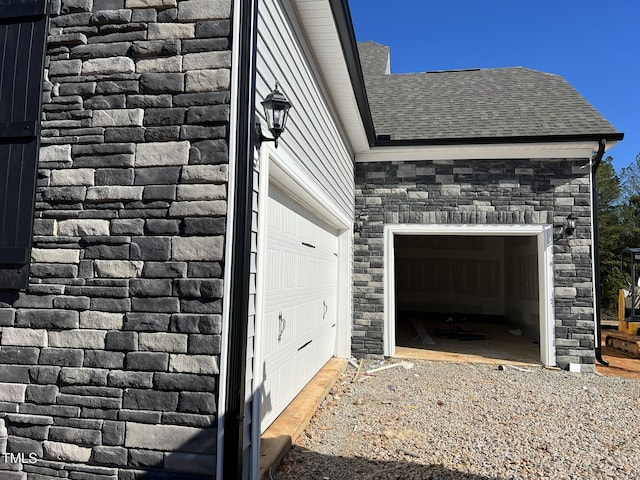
top-left (358, 41), bottom-right (621, 142)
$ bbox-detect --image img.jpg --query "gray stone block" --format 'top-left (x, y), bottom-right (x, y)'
top-left (125, 352), bottom-right (168, 371)
top-left (123, 389), bottom-right (178, 411)
top-left (144, 126), bottom-right (181, 142)
top-left (176, 184), bottom-right (225, 201)
top-left (127, 94), bottom-right (173, 108)
top-left (94, 260), bottom-right (143, 278)
top-left (92, 109), bottom-right (143, 127)
top-left (71, 41), bottom-right (131, 59)
top-left (171, 236), bottom-right (223, 261)
top-left (25, 385), bottom-right (58, 404)
top-left (180, 165), bottom-right (228, 184)
top-left (138, 333), bottom-right (186, 353)
top-left (141, 261), bottom-right (187, 278)
top-left (134, 141), bottom-right (189, 167)
top-left (79, 311), bottom-right (124, 330)
top-left (0, 384), bottom-right (27, 402)
top-left (107, 370), bottom-right (152, 389)
top-left (105, 331), bottom-right (138, 351)
top-left (180, 298), bottom-right (221, 315)
top-left (83, 350), bottom-right (125, 369)
top-left (3, 366), bottom-right (30, 383)
top-left (29, 366), bottom-right (61, 384)
top-left (133, 166), bottom-right (181, 185)
top-left (39, 348), bottom-right (84, 367)
top-left (43, 440), bottom-right (91, 462)
top-left (143, 107), bottom-right (185, 126)
top-left (0, 327), bottom-right (48, 347)
top-left (8, 436), bottom-right (43, 457)
top-left (124, 422), bottom-right (215, 453)
top-left (195, 19), bottom-right (230, 38)
top-left (49, 426), bottom-right (101, 446)
top-left (168, 355), bottom-right (217, 375)
top-left (0, 347), bottom-right (40, 365)
top-left (186, 262), bottom-right (222, 278)
top-left (152, 372), bottom-right (215, 392)
top-left (96, 79), bottom-right (139, 94)
top-left (130, 279), bottom-right (172, 297)
top-left (177, 392), bottom-right (215, 415)
top-left (173, 279), bottom-right (222, 299)
top-left (52, 295), bottom-right (91, 310)
top-left (56, 393), bottom-right (121, 409)
top-left (123, 312), bottom-right (170, 331)
top-left (139, 73), bottom-right (184, 94)
top-left (102, 420), bottom-right (125, 446)
top-left (90, 8), bottom-right (132, 25)
top-left (110, 218), bottom-right (144, 235)
top-left (181, 38), bottom-right (228, 54)
top-left (185, 104), bottom-right (229, 124)
top-left (48, 330), bottom-right (106, 349)
top-left (130, 39), bottom-right (180, 58)
top-left (144, 219), bottom-right (180, 235)
top-left (91, 445), bottom-right (127, 466)
top-left (104, 126), bottom-right (145, 142)
top-left (131, 297), bottom-right (179, 313)
top-left (84, 94), bottom-right (127, 109)
top-left (59, 367), bottom-right (108, 386)
top-left (6, 422), bottom-right (49, 440)
top-left (128, 448), bottom-right (163, 467)
top-left (42, 186), bottom-right (87, 202)
top-left (86, 186), bottom-right (144, 201)
top-left (84, 244), bottom-right (131, 260)
top-left (170, 314), bottom-right (220, 334)
top-left (187, 334), bottom-right (220, 355)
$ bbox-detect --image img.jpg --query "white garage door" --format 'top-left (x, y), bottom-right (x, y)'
top-left (260, 186), bottom-right (338, 431)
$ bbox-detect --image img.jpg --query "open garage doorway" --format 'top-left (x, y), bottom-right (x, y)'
top-left (383, 225), bottom-right (555, 365)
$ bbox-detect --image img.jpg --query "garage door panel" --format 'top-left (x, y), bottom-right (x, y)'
top-left (260, 186), bottom-right (339, 431)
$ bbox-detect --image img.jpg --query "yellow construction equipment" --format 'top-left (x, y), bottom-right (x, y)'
top-left (605, 248), bottom-right (640, 358)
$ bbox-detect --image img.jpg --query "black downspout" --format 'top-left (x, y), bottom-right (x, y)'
top-left (592, 139), bottom-right (609, 367)
top-left (223, 0), bottom-right (259, 478)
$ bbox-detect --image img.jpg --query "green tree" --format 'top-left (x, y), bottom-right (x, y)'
top-left (619, 153), bottom-right (640, 253)
top-left (596, 156), bottom-right (625, 309)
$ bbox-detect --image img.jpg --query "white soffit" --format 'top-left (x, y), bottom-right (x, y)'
top-left (356, 140), bottom-right (619, 162)
top-left (292, 0), bottom-right (370, 155)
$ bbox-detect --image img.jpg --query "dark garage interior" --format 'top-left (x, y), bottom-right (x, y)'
top-left (394, 234), bottom-right (541, 363)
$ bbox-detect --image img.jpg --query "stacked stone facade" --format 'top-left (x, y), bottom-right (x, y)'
top-left (353, 159), bottom-right (596, 368)
top-left (0, 0), bottom-right (231, 478)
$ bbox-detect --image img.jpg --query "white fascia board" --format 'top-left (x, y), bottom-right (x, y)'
top-left (356, 141), bottom-right (616, 162)
top-left (292, 0), bottom-right (370, 155)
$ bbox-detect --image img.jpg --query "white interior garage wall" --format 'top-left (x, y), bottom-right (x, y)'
top-left (384, 224), bottom-right (555, 366)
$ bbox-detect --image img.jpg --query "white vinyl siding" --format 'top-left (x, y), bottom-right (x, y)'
top-left (256, 0), bottom-right (355, 219)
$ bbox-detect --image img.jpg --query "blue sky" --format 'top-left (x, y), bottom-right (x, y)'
top-left (349, 0), bottom-right (639, 172)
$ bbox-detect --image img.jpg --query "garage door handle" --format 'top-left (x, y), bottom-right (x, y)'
top-left (278, 312), bottom-right (286, 342)
top-left (323, 301), bottom-right (327, 320)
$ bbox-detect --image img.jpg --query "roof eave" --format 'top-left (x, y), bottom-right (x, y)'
top-left (373, 132), bottom-right (624, 147)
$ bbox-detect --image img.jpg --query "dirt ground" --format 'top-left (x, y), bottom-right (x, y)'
top-left (596, 331), bottom-right (640, 380)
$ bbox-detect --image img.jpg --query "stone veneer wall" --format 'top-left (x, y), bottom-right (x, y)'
top-left (0, 0), bottom-right (231, 479)
top-left (353, 159), bottom-right (596, 368)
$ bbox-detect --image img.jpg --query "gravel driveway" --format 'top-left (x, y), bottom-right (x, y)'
top-left (273, 359), bottom-right (640, 480)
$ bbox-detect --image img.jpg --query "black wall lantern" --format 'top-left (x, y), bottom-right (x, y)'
top-left (565, 214), bottom-right (577, 236)
top-left (256, 83), bottom-right (292, 148)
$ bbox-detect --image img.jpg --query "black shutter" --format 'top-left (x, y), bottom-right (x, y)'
top-left (0, 0), bottom-right (48, 289)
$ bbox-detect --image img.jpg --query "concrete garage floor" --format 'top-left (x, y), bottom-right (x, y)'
top-left (394, 318), bottom-right (541, 366)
